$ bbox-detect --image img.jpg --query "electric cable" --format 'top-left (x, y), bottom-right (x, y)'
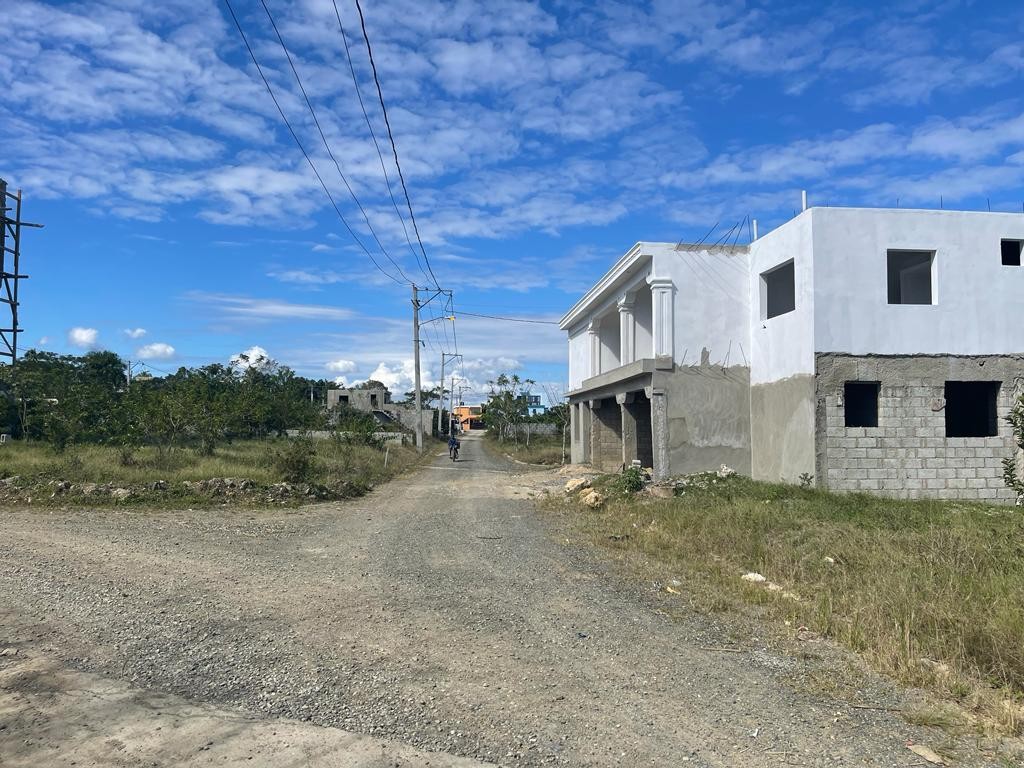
top-left (222, 0), bottom-right (405, 286)
top-left (259, 0), bottom-right (413, 285)
top-left (354, 0), bottom-right (441, 290)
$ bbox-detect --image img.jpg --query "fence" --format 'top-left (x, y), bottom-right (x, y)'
top-left (285, 430), bottom-right (408, 445)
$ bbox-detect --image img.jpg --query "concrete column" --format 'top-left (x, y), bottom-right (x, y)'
top-left (581, 401), bottom-right (592, 463)
top-left (617, 392), bottom-right (637, 466)
top-left (587, 320), bottom-right (601, 378)
top-left (648, 277), bottom-right (674, 361)
top-left (647, 385), bottom-right (670, 480)
top-left (617, 295), bottom-right (636, 366)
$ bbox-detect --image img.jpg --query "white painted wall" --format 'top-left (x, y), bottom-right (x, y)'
top-left (811, 208), bottom-right (1024, 355)
top-left (749, 211), bottom-right (816, 384)
top-left (633, 282), bottom-right (654, 359)
top-left (567, 326), bottom-right (588, 390)
top-left (598, 311), bottom-right (620, 372)
top-left (653, 245), bottom-right (750, 367)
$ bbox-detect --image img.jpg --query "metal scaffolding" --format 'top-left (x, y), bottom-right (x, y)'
top-left (0, 179), bottom-right (39, 367)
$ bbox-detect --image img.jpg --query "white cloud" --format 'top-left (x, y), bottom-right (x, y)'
top-left (230, 345), bottom-right (275, 370)
top-left (136, 342), bottom-right (175, 359)
top-left (187, 292), bottom-right (356, 322)
top-left (124, 327), bottom-right (147, 339)
top-left (360, 360), bottom-right (424, 394)
top-left (67, 327), bottom-right (99, 349)
top-left (326, 359), bottom-right (357, 374)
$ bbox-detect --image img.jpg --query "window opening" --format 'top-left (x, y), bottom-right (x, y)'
top-left (887, 250), bottom-right (934, 304)
top-left (1001, 239), bottom-right (1022, 266)
top-left (944, 381), bottom-right (999, 437)
top-left (844, 381), bottom-right (880, 428)
top-left (761, 260), bottom-right (795, 319)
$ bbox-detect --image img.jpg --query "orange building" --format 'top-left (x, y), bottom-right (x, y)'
top-left (453, 405), bottom-right (483, 431)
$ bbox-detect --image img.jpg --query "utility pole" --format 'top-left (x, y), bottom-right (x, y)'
top-left (439, 352), bottom-right (462, 435)
top-left (412, 285), bottom-right (423, 451)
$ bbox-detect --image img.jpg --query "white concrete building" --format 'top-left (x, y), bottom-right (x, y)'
top-left (560, 206), bottom-right (1024, 501)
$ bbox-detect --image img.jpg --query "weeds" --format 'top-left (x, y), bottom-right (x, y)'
top-left (558, 472), bottom-right (1024, 734)
top-left (484, 430), bottom-right (564, 465)
top-left (0, 437), bottom-right (426, 507)
top-left (271, 435), bottom-right (319, 483)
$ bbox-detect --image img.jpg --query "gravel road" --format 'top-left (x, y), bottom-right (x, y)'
top-left (0, 433), bottom-right (985, 766)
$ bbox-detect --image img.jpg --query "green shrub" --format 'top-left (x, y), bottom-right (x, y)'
top-left (611, 466), bottom-right (645, 495)
top-left (272, 436), bottom-right (318, 483)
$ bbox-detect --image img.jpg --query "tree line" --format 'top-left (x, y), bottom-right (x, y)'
top-left (0, 350), bottom-right (334, 453)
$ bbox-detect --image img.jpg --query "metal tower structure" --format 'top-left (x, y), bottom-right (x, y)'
top-left (0, 179), bottom-right (39, 367)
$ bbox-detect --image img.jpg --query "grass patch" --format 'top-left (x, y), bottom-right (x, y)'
top-left (556, 472), bottom-right (1024, 734)
top-left (0, 438), bottom-right (426, 507)
top-left (483, 430), bottom-right (565, 465)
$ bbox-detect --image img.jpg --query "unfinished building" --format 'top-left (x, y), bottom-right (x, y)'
top-left (561, 207), bottom-right (1024, 502)
top-left (326, 386), bottom-right (437, 434)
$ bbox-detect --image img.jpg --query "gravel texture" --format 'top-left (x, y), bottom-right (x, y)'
top-left (0, 433), bottom-right (998, 766)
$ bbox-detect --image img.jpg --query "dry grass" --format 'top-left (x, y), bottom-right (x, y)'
top-left (558, 472), bottom-right (1024, 735)
top-left (485, 431), bottom-right (565, 465)
top-left (0, 438), bottom-right (425, 506)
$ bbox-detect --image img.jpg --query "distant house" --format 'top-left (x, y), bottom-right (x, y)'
top-left (327, 386), bottom-right (388, 412)
top-left (560, 206), bottom-right (1024, 502)
top-left (453, 404), bottom-right (483, 431)
top-left (525, 394), bottom-right (546, 417)
top-left (327, 386), bottom-right (437, 433)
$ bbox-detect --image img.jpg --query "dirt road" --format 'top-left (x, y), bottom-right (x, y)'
top-left (1, 434), bottom-right (956, 766)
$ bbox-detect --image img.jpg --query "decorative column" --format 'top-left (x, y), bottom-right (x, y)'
top-left (617, 293), bottom-right (636, 366)
top-left (587, 319), bottom-right (601, 378)
top-left (647, 276), bottom-right (674, 361)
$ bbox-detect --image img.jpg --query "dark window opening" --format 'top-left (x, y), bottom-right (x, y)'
top-left (370, 394), bottom-right (379, 408)
top-left (1001, 239), bottom-right (1022, 266)
top-left (887, 250), bottom-right (933, 304)
top-left (761, 260), bottom-right (795, 319)
top-left (844, 381), bottom-right (880, 428)
top-left (338, 395), bottom-right (349, 405)
top-left (944, 381), bottom-right (1000, 437)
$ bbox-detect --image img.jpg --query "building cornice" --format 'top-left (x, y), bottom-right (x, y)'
top-left (559, 243), bottom-right (654, 331)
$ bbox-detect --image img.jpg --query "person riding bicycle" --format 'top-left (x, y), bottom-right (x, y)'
top-left (447, 433), bottom-right (460, 460)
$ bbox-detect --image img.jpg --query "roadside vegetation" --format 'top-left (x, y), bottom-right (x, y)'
top-left (557, 470), bottom-right (1024, 735)
top-left (478, 372), bottom-right (568, 465)
top-left (0, 436), bottom-right (424, 507)
top-left (484, 429), bottom-right (564, 465)
top-left (0, 349), bottom-right (431, 507)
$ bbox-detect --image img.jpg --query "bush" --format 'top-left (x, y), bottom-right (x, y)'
top-left (611, 466), bottom-right (645, 495)
top-left (272, 436), bottom-right (318, 483)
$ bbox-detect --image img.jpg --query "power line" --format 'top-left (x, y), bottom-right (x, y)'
top-left (456, 310), bottom-right (559, 325)
top-left (221, 0), bottom-right (405, 286)
top-left (353, 0), bottom-right (441, 290)
top-left (329, 0), bottom-right (428, 286)
top-left (258, 0), bottom-right (412, 285)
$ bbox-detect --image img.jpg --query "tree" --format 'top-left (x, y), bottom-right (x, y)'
top-left (541, 383), bottom-right (569, 464)
top-left (482, 373), bottom-right (534, 443)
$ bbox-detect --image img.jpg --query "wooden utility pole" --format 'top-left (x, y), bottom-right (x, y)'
top-left (412, 285), bottom-right (423, 451)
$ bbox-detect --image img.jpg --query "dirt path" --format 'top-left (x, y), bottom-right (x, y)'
top-left (0, 434), bottom-right (963, 766)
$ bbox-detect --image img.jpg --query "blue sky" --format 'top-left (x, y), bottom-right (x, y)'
top-left (3, 0), bottom-right (1024, 402)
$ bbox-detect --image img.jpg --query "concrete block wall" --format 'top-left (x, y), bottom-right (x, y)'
top-left (816, 354), bottom-right (1023, 502)
top-left (591, 398), bottom-right (623, 472)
